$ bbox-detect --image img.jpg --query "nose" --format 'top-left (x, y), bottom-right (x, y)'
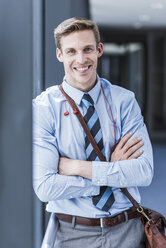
top-left (76, 51), bottom-right (86, 64)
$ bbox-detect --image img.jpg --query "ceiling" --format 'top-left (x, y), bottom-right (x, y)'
top-left (89, 0), bottom-right (166, 29)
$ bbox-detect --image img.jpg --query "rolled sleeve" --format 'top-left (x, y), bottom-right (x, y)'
top-left (92, 161), bottom-right (118, 186)
top-left (91, 92), bottom-right (153, 188)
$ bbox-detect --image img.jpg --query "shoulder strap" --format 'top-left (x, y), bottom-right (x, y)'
top-left (60, 84), bottom-right (140, 209)
top-left (60, 85), bottom-right (106, 161)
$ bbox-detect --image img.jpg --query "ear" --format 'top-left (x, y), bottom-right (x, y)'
top-left (97, 42), bottom-right (104, 58)
top-left (56, 48), bottom-right (63, 62)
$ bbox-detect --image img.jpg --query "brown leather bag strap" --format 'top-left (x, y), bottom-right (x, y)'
top-left (120, 188), bottom-right (140, 209)
top-left (60, 85), bottom-right (106, 161)
top-left (59, 84), bottom-right (141, 209)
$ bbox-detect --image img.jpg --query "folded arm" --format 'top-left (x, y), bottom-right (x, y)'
top-left (59, 93), bottom-right (154, 188)
top-left (59, 132), bottom-right (145, 183)
top-left (92, 124), bottom-right (153, 188)
top-left (33, 99), bottom-right (99, 203)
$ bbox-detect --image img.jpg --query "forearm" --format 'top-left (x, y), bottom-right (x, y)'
top-left (59, 154), bottom-right (153, 188)
top-left (92, 126), bottom-right (153, 187)
top-left (79, 160), bottom-right (92, 179)
top-left (59, 157), bottom-right (92, 179)
top-left (60, 126), bottom-right (154, 188)
top-left (33, 96), bottom-right (100, 203)
top-left (33, 134), bottom-right (98, 202)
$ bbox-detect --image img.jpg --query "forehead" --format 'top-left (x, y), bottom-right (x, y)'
top-left (60, 30), bottom-right (96, 50)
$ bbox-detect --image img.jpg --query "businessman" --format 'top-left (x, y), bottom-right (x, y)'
top-left (33, 17), bottom-right (153, 248)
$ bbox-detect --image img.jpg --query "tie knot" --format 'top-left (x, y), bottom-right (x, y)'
top-left (82, 94), bottom-right (94, 107)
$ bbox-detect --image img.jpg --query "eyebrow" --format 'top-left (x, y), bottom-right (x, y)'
top-left (64, 44), bottom-right (96, 52)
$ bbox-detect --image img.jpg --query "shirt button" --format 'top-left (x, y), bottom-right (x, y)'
top-left (70, 195), bottom-right (73, 199)
top-left (97, 181), bottom-right (100, 184)
top-left (91, 191), bottom-right (94, 195)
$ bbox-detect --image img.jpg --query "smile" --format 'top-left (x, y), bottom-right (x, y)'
top-left (74, 65), bottom-right (91, 72)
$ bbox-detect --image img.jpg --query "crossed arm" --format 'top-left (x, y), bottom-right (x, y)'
top-left (59, 132), bottom-right (144, 180)
top-left (33, 92), bottom-right (153, 202)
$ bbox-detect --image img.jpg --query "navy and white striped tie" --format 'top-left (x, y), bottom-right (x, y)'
top-left (82, 93), bottom-right (115, 212)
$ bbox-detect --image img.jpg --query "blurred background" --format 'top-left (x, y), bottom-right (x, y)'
top-left (0, 0), bottom-right (166, 247)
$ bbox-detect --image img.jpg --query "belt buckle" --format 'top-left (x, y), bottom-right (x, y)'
top-left (100, 218), bottom-right (104, 227)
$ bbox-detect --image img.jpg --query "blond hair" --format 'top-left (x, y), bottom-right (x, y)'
top-left (54, 17), bottom-right (100, 49)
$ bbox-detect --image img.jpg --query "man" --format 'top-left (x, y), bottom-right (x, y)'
top-left (33, 17), bottom-right (153, 248)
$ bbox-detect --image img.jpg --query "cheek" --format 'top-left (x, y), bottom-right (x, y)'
top-left (90, 55), bottom-right (98, 65)
top-left (63, 59), bottom-right (72, 68)
top-left (90, 53), bottom-right (98, 60)
top-left (63, 61), bottom-right (74, 74)
top-left (65, 58), bottom-right (73, 66)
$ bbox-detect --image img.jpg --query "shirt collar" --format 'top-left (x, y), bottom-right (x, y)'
top-left (62, 75), bottom-right (101, 105)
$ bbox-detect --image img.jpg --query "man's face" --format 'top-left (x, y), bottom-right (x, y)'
top-left (56, 30), bottom-right (103, 92)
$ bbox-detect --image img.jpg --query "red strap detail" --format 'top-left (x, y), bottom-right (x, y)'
top-left (64, 111), bottom-right (69, 116)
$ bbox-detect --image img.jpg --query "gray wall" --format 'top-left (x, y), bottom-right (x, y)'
top-left (0, 0), bottom-right (33, 247)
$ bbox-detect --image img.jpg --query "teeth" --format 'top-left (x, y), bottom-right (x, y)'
top-left (76, 66), bottom-right (89, 71)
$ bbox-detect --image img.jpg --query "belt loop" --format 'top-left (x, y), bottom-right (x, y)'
top-left (72, 216), bottom-right (76, 228)
top-left (100, 218), bottom-right (104, 228)
top-left (124, 211), bottom-right (128, 222)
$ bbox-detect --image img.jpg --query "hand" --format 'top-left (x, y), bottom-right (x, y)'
top-left (110, 132), bottom-right (143, 162)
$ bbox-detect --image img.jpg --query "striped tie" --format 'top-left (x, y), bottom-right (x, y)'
top-left (82, 94), bottom-right (115, 212)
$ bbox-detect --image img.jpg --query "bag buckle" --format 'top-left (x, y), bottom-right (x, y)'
top-left (137, 206), bottom-right (154, 225)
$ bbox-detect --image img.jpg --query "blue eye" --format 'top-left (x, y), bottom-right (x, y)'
top-left (68, 49), bottom-right (75, 54)
top-left (84, 47), bottom-right (92, 52)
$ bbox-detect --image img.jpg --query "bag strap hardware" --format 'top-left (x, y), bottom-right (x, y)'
top-left (137, 206), bottom-right (154, 225)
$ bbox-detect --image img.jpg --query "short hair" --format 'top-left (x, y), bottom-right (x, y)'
top-left (54, 17), bottom-right (100, 49)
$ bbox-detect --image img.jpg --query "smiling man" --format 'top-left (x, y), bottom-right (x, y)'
top-left (56, 29), bottom-right (103, 92)
top-left (33, 18), bottom-right (153, 248)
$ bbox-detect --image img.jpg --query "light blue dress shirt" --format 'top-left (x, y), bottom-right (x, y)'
top-left (33, 76), bottom-right (153, 218)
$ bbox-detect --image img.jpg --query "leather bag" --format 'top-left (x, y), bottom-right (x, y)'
top-left (60, 85), bottom-right (166, 248)
top-left (145, 221), bottom-right (166, 248)
top-left (121, 189), bottom-right (166, 248)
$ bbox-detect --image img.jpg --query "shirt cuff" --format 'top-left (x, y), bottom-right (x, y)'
top-left (92, 161), bottom-right (119, 186)
top-left (92, 161), bottom-right (109, 186)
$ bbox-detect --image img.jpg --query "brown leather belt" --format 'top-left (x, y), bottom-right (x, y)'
top-left (56, 207), bottom-right (144, 228)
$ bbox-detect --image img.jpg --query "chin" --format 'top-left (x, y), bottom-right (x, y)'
top-left (77, 79), bottom-right (91, 86)
top-left (77, 74), bottom-right (94, 83)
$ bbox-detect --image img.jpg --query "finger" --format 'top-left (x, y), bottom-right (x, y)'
top-left (125, 140), bottom-right (144, 158)
top-left (123, 137), bottom-right (142, 153)
top-left (128, 149), bottom-right (143, 159)
top-left (118, 132), bottom-right (133, 149)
